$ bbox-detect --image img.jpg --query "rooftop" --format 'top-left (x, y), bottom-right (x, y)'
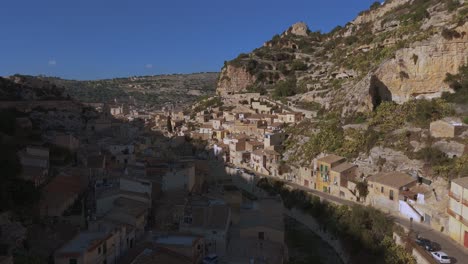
top-left (331, 162), bottom-right (357, 173)
top-left (367, 172), bottom-right (417, 189)
top-left (154, 235), bottom-right (201, 247)
top-left (57, 232), bottom-right (109, 254)
top-left (452, 177), bottom-right (468, 189)
top-left (317, 154), bottom-right (346, 165)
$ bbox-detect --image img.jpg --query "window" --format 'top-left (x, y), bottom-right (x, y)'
top-left (381, 186), bottom-right (384, 193)
top-left (212, 230), bottom-right (217, 235)
top-left (69, 259), bottom-right (77, 264)
top-left (389, 190), bottom-right (394, 200)
top-left (98, 246), bottom-right (101, 254)
top-left (103, 241), bottom-right (107, 254)
top-left (258, 232), bottom-right (264, 240)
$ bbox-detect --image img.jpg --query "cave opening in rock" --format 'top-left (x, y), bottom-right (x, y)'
top-left (369, 76), bottom-right (392, 110)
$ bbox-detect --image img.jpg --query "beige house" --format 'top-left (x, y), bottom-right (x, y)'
top-left (329, 162), bottom-right (358, 200)
top-left (430, 117), bottom-right (467, 138)
top-left (448, 177), bottom-right (468, 248)
top-left (239, 197), bottom-right (284, 244)
top-left (55, 222), bottom-right (136, 264)
top-left (179, 203), bottom-right (231, 256)
top-left (367, 172), bottom-right (418, 212)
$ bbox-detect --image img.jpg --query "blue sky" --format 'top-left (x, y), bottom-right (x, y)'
top-left (0, 0), bottom-right (378, 80)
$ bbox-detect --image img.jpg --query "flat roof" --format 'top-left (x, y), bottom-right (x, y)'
top-left (58, 232), bottom-right (108, 254)
top-left (331, 162), bottom-right (357, 173)
top-left (367, 172), bottom-right (417, 189)
top-left (154, 235), bottom-right (200, 246)
top-left (452, 177), bottom-right (468, 189)
top-left (317, 154), bottom-right (345, 165)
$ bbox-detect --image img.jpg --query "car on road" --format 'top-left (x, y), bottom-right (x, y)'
top-left (415, 237), bottom-right (435, 251)
top-left (430, 251), bottom-right (451, 263)
top-left (202, 254), bottom-right (218, 264)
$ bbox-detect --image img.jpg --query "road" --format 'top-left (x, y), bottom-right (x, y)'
top-left (227, 166), bottom-right (468, 264)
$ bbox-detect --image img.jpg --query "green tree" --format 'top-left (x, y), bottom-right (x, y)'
top-left (356, 181), bottom-right (369, 201)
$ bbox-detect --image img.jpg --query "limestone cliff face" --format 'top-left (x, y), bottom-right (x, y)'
top-left (374, 23), bottom-right (468, 103)
top-left (217, 65), bottom-right (256, 95)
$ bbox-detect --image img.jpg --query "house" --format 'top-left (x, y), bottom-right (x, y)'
top-left (447, 177), bottom-right (468, 248)
top-left (430, 117), bottom-right (467, 138)
top-left (54, 228), bottom-right (131, 264)
top-left (213, 129), bottom-right (227, 141)
top-left (179, 202), bottom-right (231, 256)
top-left (367, 171), bottom-right (418, 213)
top-left (239, 197), bottom-right (284, 244)
top-left (212, 118), bottom-right (224, 130)
top-left (103, 197), bottom-right (150, 239)
top-left (39, 173), bottom-right (87, 217)
top-left (315, 155), bottom-right (346, 193)
top-left (198, 124), bottom-right (213, 135)
top-left (250, 149), bottom-right (280, 176)
top-left (228, 196), bottom-right (287, 264)
top-left (153, 235), bottom-right (205, 264)
top-left (329, 162), bottom-right (358, 200)
top-left (53, 133), bottom-right (80, 151)
top-left (147, 161), bottom-right (196, 192)
top-left (245, 140), bottom-right (264, 152)
top-left (276, 112), bottom-right (303, 124)
top-left (18, 146), bottom-right (49, 169)
top-left (264, 132), bottom-right (286, 149)
top-left (86, 155), bottom-right (107, 181)
top-left (298, 165), bottom-right (314, 188)
top-left (118, 243), bottom-right (192, 264)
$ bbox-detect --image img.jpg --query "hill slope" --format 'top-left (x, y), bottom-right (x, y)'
top-left (217, 0), bottom-right (467, 115)
top-left (42, 72), bottom-right (219, 108)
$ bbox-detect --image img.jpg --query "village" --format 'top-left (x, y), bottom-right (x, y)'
top-left (1, 89), bottom-right (467, 264)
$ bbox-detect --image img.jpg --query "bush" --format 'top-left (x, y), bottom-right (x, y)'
top-left (272, 78), bottom-right (298, 99)
top-left (290, 60), bottom-right (308, 71)
top-left (442, 64), bottom-right (468, 104)
top-left (370, 1), bottom-right (381, 10)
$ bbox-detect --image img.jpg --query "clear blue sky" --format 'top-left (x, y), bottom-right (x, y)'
top-left (0, 0), bottom-right (378, 80)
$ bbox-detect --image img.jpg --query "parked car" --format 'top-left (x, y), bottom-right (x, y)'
top-left (202, 254), bottom-right (218, 264)
top-left (430, 251), bottom-right (451, 264)
top-left (415, 237), bottom-right (435, 251)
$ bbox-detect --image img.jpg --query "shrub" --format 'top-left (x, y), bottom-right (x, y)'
top-left (442, 64), bottom-right (468, 104)
top-left (370, 1), bottom-right (381, 10)
top-left (290, 60), bottom-right (308, 71)
top-left (272, 78), bottom-right (298, 99)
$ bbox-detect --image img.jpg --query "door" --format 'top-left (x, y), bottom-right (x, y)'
top-left (464, 231), bottom-right (468, 248)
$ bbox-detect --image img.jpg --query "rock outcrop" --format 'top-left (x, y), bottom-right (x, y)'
top-left (217, 65), bottom-right (256, 95)
top-left (289, 22), bottom-right (309, 37)
top-left (374, 23), bottom-right (468, 103)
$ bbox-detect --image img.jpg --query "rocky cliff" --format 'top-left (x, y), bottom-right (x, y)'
top-left (216, 0), bottom-right (468, 115)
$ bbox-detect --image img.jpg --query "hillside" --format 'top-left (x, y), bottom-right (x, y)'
top-left (216, 0), bottom-right (468, 176)
top-left (42, 72), bottom-right (219, 108)
top-left (217, 0), bottom-right (467, 115)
